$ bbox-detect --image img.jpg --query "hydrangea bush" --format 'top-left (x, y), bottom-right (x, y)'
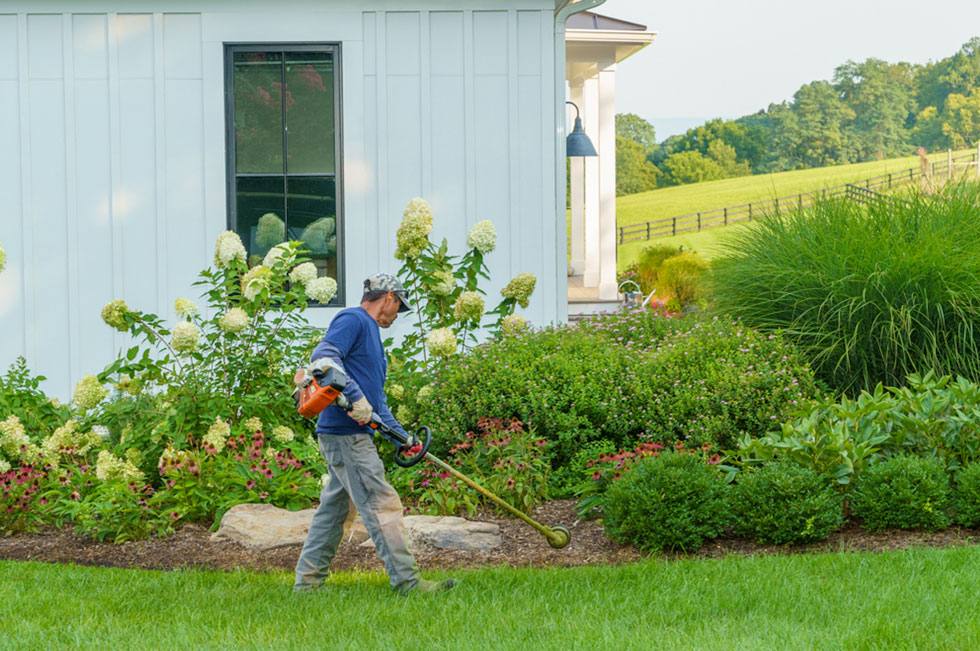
top-left (385, 197), bottom-right (536, 428)
top-left (0, 233), bottom-right (335, 540)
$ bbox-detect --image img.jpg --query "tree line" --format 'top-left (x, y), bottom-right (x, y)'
top-left (615, 37), bottom-right (980, 195)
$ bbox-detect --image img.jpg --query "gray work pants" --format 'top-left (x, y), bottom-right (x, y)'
top-left (294, 433), bottom-right (419, 591)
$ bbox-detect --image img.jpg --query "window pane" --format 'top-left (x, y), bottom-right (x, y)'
top-left (236, 175), bottom-right (285, 263)
top-left (287, 176), bottom-right (337, 281)
top-left (234, 51), bottom-right (283, 174)
top-left (285, 52), bottom-right (335, 174)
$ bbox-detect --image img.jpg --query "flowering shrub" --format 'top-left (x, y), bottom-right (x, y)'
top-left (391, 418), bottom-right (549, 516)
top-left (385, 197), bottom-right (536, 428)
top-left (0, 234), bottom-right (336, 540)
top-left (98, 235), bottom-right (330, 446)
top-left (602, 452), bottom-right (731, 553)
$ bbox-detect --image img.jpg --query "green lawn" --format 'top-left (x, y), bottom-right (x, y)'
top-left (609, 149), bottom-right (972, 269)
top-left (4, 546), bottom-right (980, 649)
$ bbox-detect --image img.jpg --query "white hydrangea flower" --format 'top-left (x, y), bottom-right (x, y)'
top-left (454, 291), bottom-right (485, 323)
top-left (171, 321), bottom-right (201, 354)
top-left (500, 313), bottom-right (529, 337)
top-left (395, 198), bottom-right (434, 260)
top-left (272, 426), bottom-right (294, 443)
top-left (101, 299), bottom-right (130, 332)
top-left (219, 307), bottom-right (250, 333)
top-left (0, 416), bottom-right (32, 459)
top-left (95, 449), bottom-right (144, 483)
top-left (214, 231), bottom-right (247, 268)
top-left (426, 328), bottom-right (457, 357)
top-left (42, 420), bottom-right (100, 458)
top-left (241, 265), bottom-right (273, 301)
top-left (73, 375), bottom-right (108, 411)
top-left (262, 242), bottom-right (295, 268)
top-left (174, 298), bottom-right (198, 319)
top-left (389, 384), bottom-right (405, 401)
top-left (416, 385), bottom-right (434, 402)
top-left (501, 273), bottom-right (537, 308)
top-left (467, 220), bottom-right (497, 254)
top-left (430, 270), bottom-right (455, 296)
top-left (395, 404), bottom-right (414, 424)
top-left (305, 276), bottom-right (338, 304)
top-left (203, 418), bottom-right (230, 453)
top-left (92, 425), bottom-right (111, 441)
top-left (0, 458), bottom-right (10, 474)
top-left (289, 262), bottom-right (318, 286)
top-left (244, 417), bottom-right (263, 434)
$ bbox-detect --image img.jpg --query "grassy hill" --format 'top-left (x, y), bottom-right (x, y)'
top-left (614, 149), bottom-right (973, 269)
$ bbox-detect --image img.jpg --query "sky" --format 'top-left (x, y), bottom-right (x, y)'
top-left (596, 0), bottom-right (980, 139)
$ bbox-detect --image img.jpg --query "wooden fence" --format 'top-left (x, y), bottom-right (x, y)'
top-left (618, 148), bottom-right (980, 245)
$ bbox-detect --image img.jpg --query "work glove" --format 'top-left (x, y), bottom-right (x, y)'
top-left (350, 397), bottom-right (373, 425)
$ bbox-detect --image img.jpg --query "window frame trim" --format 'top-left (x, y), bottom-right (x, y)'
top-left (223, 42), bottom-right (345, 307)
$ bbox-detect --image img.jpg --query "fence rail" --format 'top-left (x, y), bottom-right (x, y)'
top-left (618, 150), bottom-right (980, 245)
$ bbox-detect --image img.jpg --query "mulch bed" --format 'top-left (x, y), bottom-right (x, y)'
top-left (1, 500), bottom-right (977, 573)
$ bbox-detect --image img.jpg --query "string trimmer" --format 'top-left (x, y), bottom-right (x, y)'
top-left (296, 360), bottom-right (571, 549)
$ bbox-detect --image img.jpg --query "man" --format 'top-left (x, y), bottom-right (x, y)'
top-left (294, 273), bottom-right (456, 595)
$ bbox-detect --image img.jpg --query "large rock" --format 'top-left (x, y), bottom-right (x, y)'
top-left (354, 515), bottom-right (502, 552)
top-left (210, 503), bottom-right (366, 551)
top-left (211, 504), bottom-right (501, 552)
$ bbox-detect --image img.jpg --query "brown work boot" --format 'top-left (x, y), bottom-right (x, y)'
top-left (397, 578), bottom-right (458, 595)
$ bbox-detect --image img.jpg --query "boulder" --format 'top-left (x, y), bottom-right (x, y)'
top-left (211, 504), bottom-right (501, 552)
top-left (210, 502), bottom-right (366, 551)
top-left (356, 515), bottom-right (502, 552)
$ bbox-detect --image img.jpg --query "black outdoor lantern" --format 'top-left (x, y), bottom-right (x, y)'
top-left (565, 101), bottom-right (597, 157)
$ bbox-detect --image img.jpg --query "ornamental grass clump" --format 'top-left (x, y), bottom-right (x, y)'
top-left (710, 182), bottom-right (980, 394)
top-left (730, 462), bottom-right (844, 544)
top-left (602, 452), bottom-right (730, 553)
top-left (850, 455), bottom-right (952, 532)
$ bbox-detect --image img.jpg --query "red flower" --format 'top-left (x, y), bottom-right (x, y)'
top-left (708, 454), bottom-right (722, 465)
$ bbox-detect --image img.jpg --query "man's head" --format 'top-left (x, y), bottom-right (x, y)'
top-left (361, 273), bottom-right (411, 328)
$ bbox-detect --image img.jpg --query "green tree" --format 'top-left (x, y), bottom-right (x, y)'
top-left (706, 140), bottom-right (751, 178)
top-left (835, 58), bottom-right (917, 159)
top-left (662, 150), bottom-right (725, 185)
top-left (616, 113), bottom-right (657, 153)
top-left (616, 135), bottom-right (660, 195)
top-left (916, 38), bottom-right (980, 112)
top-left (787, 80), bottom-right (856, 167)
top-left (941, 89), bottom-right (980, 149)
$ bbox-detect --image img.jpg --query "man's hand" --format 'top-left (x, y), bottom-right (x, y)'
top-left (350, 397), bottom-right (373, 425)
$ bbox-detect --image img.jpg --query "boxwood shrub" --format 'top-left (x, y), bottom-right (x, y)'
top-left (418, 314), bottom-right (819, 466)
top-left (730, 462), bottom-right (844, 544)
top-left (952, 463), bottom-right (980, 528)
top-left (602, 452), bottom-right (730, 553)
top-left (850, 455), bottom-right (952, 532)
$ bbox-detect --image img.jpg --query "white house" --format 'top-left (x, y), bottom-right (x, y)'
top-left (0, 0), bottom-right (653, 397)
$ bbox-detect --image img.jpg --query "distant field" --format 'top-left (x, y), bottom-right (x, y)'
top-left (611, 149), bottom-right (972, 269)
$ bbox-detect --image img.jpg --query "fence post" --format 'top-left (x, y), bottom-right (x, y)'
top-left (645, 222), bottom-right (650, 241)
top-left (775, 197), bottom-right (779, 213)
top-left (748, 203), bottom-right (753, 221)
top-left (798, 193), bottom-right (803, 209)
top-left (697, 212), bottom-right (702, 231)
top-left (888, 172), bottom-right (892, 189)
top-left (672, 216), bottom-right (677, 237)
top-left (724, 206), bottom-right (728, 226)
top-left (619, 227), bottom-right (623, 245)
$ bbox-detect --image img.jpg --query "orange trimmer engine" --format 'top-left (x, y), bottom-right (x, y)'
top-left (295, 364), bottom-right (347, 419)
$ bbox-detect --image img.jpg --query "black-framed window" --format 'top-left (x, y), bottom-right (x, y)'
top-left (225, 44), bottom-right (343, 305)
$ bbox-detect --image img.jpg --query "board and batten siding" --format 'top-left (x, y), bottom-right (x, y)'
top-left (0, 2), bottom-right (561, 398)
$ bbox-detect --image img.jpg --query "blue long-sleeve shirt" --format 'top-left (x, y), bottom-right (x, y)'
top-left (310, 306), bottom-right (408, 437)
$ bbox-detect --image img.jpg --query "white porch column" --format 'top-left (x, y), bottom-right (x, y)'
top-left (597, 63), bottom-right (618, 300)
top-left (569, 81), bottom-right (586, 276)
top-left (582, 74), bottom-right (600, 288)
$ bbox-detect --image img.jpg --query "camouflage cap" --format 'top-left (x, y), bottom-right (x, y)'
top-left (364, 272), bottom-right (412, 313)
